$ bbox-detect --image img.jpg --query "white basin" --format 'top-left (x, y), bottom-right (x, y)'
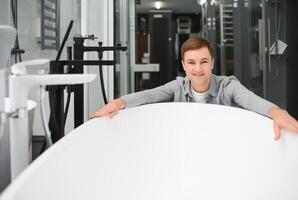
top-left (0, 98), bottom-right (36, 191)
top-left (4, 98), bottom-right (36, 151)
top-left (1, 103), bottom-right (298, 200)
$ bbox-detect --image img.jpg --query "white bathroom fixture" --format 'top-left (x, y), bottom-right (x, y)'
top-left (1, 103), bottom-right (298, 200)
top-left (9, 59), bottom-right (96, 180)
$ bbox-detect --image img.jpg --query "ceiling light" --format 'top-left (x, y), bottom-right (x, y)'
top-left (155, 1), bottom-right (162, 9)
top-left (198, 0), bottom-right (207, 6)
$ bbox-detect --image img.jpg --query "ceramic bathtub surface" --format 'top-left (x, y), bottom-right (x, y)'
top-left (1, 103), bottom-right (298, 200)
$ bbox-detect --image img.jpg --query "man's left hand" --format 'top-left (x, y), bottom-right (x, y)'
top-left (268, 107), bottom-right (298, 140)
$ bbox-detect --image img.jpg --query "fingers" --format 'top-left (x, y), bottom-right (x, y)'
top-left (286, 122), bottom-right (298, 133)
top-left (90, 112), bottom-right (102, 119)
top-left (273, 123), bottom-right (281, 141)
top-left (279, 115), bottom-right (298, 134)
top-left (108, 110), bottom-right (119, 118)
top-left (270, 108), bottom-right (298, 140)
top-left (288, 117), bottom-right (298, 132)
top-left (89, 113), bottom-right (100, 119)
top-left (90, 109), bottom-right (106, 119)
top-left (89, 115), bottom-right (96, 119)
top-left (89, 112), bottom-right (99, 119)
top-left (90, 99), bottom-right (125, 119)
top-left (90, 109), bottom-right (111, 119)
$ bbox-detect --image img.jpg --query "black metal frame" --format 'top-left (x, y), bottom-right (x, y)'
top-left (48, 35), bottom-right (126, 143)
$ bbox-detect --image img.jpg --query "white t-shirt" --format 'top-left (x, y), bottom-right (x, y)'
top-left (191, 88), bottom-right (208, 103)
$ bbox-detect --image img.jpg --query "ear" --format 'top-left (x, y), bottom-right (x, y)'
top-left (181, 60), bottom-right (186, 70)
top-left (211, 58), bottom-right (214, 70)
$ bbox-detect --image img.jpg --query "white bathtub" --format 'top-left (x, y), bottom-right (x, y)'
top-left (1, 103), bottom-right (298, 200)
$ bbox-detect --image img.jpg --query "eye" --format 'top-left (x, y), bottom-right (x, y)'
top-left (187, 61), bottom-right (195, 65)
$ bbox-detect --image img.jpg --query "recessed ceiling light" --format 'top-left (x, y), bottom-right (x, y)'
top-left (198, 0), bottom-right (207, 6)
top-left (155, 1), bottom-right (162, 9)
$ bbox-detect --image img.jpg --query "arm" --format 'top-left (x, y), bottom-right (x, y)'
top-left (90, 80), bottom-right (179, 118)
top-left (226, 77), bottom-right (277, 117)
top-left (121, 80), bottom-right (178, 108)
top-left (226, 77), bottom-right (298, 140)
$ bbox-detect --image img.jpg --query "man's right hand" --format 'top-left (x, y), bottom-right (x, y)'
top-left (90, 99), bottom-right (126, 119)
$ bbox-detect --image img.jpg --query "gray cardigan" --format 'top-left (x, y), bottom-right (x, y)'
top-left (121, 75), bottom-right (277, 117)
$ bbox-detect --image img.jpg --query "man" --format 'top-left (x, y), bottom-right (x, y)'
top-left (91, 37), bottom-right (298, 140)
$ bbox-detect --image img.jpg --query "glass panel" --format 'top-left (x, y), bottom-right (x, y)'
top-left (114, 0), bottom-right (121, 98)
top-left (247, 0), bottom-right (263, 96)
top-left (114, 0), bottom-right (129, 98)
top-left (219, 1), bottom-right (234, 76)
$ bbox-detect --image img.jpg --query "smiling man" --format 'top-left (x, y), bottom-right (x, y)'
top-left (91, 37), bottom-right (298, 140)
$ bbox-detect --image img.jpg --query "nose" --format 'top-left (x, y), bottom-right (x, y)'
top-left (193, 63), bottom-right (203, 74)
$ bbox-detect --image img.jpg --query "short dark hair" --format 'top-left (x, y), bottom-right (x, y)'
top-left (181, 37), bottom-right (214, 60)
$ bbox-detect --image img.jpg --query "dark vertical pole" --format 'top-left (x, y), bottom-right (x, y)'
top-left (97, 43), bottom-right (108, 104)
top-left (233, 0), bottom-right (249, 85)
top-left (49, 61), bottom-right (65, 143)
top-left (261, 0), bottom-right (267, 99)
top-left (286, 0), bottom-right (298, 118)
top-left (14, 0), bottom-right (17, 30)
top-left (41, 0), bottom-right (45, 50)
top-left (73, 38), bottom-right (84, 128)
top-left (207, 2), bottom-right (218, 75)
top-left (56, 0), bottom-right (60, 50)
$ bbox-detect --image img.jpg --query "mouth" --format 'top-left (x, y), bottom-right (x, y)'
top-left (192, 72), bottom-right (205, 77)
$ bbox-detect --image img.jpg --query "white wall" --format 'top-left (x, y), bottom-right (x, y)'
top-left (81, 0), bottom-right (114, 119)
top-left (0, 0), bottom-right (10, 25)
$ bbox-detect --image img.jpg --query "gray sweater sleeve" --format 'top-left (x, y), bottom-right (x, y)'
top-left (225, 76), bottom-right (278, 117)
top-left (120, 80), bottom-right (179, 108)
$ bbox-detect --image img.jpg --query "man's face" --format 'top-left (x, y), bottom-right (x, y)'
top-left (182, 47), bottom-right (214, 92)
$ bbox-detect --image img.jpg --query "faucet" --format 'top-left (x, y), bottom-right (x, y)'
top-left (9, 59), bottom-right (96, 180)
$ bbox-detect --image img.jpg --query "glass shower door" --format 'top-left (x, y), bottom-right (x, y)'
top-left (114, 0), bottom-right (129, 98)
top-left (247, 0), bottom-right (264, 97)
